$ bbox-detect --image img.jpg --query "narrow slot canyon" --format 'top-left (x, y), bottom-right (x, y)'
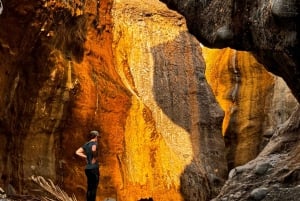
top-left (0, 0), bottom-right (299, 201)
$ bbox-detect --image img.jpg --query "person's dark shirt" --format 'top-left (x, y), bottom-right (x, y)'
top-left (82, 141), bottom-right (99, 169)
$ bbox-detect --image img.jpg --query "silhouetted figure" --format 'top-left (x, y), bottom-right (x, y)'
top-left (76, 130), bottom-right (100, 201)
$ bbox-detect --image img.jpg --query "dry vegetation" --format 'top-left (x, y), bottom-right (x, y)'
top-left (31, 176), bottom-right (77, 201)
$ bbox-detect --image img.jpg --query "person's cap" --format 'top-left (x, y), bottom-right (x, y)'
top-left (90, 130), bottom-right (99, 136)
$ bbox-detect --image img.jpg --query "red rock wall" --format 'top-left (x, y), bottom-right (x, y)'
top-left (0, 0), bottom-right (227, 200)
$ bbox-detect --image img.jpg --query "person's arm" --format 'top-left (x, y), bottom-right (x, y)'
top-left (75, 147), bottom-right (86, 158)
top-left (92, 144), bottom-right (97, 152)
top-left (91, 144), bottom-right (97, 164)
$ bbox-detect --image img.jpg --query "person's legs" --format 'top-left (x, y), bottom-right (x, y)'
top-left (89, 168), bottom-right (99, 201)
top-left (85, 168), bottom-right (99, 201)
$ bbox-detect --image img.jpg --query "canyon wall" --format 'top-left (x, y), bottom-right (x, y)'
top-left (0, 0), bottom-right (227, 200)
top-left (158, 0), bottom-right (300, 200)
top-left (0, 0), bottom-right (299, 201)
top-left (112, 1), bottom-right (228, 200)
top-left (2, 0), bottom-right (92, 197)
top-left (203, 47), bottom-right (299, 200)
top-left (0, 0), bottom-right (128, 199)
top-left (203, 48), bottom-right (298, 169)
top-left (212, 106), bottom-right (300, 201)
top-left (159, 1), bottom-right (300, 199)
top-left (160, 0), bottom-right (300, 102)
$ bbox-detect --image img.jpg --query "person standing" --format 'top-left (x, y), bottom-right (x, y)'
top-left (76, 130), bottom-right (100, 201)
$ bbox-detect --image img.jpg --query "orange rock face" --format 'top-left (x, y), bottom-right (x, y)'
top-left (203, 47), bottom-right (298, 169)
top-left (1, 1), bottom-right (299, 201)
top-left (0, 0), bottom-right (227, 201)
top-left (111, 0), bottom-right (227, 200)
top-left (0, 0), bottom-right (130, 199)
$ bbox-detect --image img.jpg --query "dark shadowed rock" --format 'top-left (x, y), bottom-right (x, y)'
top-left (271, 0), bottom-right (298, 18)
top-left (212, 106), bottom-right (300, 201)
top-left (159, 0), bottom-right (300, 102)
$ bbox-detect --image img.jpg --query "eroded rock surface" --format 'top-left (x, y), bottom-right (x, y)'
top-left (0, 0), bottom-right (299, 201)
top-left (0, 0), bottom-right (227, 200)
top-left (112, 0), bottom-right (227, 200)
top-left (160, 0), bottom-right (300, 102)
top-left (203, 48), bottom-right (298, 169)
top-left (158, 1), bottom-right (300, 199)
top-left (0, 0), bottom-right (128, 200)
top-left (203, 47), bottom-right (299, 200)
top-left (212, 106), bottom-right (300, 201)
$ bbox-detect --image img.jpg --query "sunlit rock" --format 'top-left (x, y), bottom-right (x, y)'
top-left (203, 47), bottom-right (298, 168)
top-left (112, 0), bottom-right (226, 200)
top-left (0, 0), bottom-right (227, 200)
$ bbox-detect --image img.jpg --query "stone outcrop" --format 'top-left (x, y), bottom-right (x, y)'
top-left (159, 0), bottom-right (300, 102)
top-left (212, 106), bottom-right (300, 201)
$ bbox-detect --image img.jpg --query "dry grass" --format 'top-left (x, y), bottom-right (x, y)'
top-left (31, 176), bottom-right (77, 201)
